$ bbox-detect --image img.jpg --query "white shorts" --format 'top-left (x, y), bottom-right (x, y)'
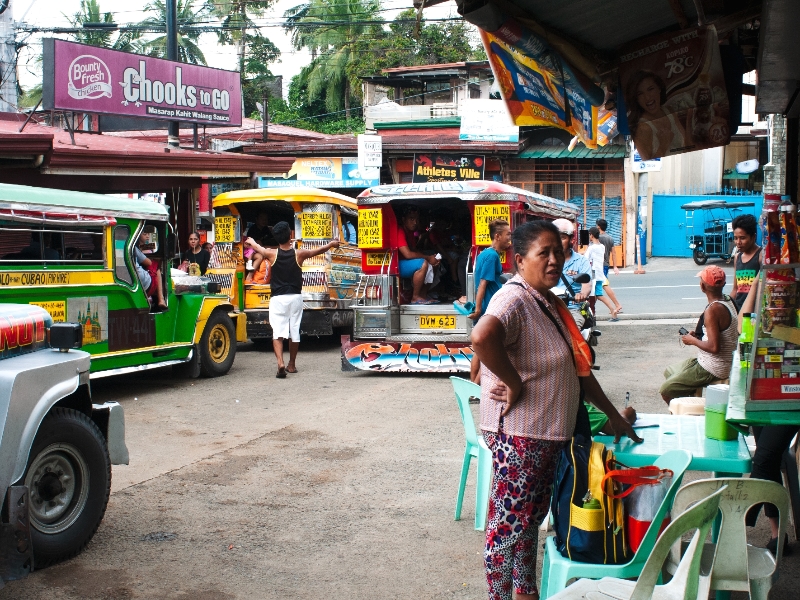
top-left (269, 294), bottom-right (303, 342)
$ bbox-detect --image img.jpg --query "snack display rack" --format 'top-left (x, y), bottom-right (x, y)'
top-left (743, 263), bottom-right (800, 411)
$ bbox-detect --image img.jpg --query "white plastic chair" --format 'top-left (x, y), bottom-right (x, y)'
top-left (546, 485), bottom-right (725, 600)
top-left (664, 478), bottom-right (790, 600)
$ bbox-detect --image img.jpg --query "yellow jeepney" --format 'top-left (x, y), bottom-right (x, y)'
top-left (209, 187), bottom-right (361, 339)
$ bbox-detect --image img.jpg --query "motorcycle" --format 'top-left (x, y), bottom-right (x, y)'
top-left (552, 272), bottom-right (601, 357)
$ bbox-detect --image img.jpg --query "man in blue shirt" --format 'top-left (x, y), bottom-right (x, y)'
top-left (553, 218), bottom-right (592, 327)
top-left (468, 219), bottom-right (512, 321)
top-left (468, 219), bottom-right (511, 383)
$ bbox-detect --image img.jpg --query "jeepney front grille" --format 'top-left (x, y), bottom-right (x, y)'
top-left (207, 272), bottom-right (234, 298)
top-left (210, 242), bottom-right (239, 269)
top-left (297, 240), bottom-right (328, 268)
top-left (302, 270), bottom-right (328, 290)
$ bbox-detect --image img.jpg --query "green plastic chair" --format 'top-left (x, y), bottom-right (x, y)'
top-left (540, 449), bottom-right (693, 599)
top-left (665, 478), bottom-right (790, 600)
top-left (450, 377), bottom-right (493, 531)
top-left (546, 485), bottom-right (726, 600)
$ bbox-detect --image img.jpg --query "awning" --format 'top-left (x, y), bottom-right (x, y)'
top-left (517, 145), bottom-right (628, 159)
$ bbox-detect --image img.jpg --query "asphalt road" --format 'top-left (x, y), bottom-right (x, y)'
top-left (597, 257), bottom-right (736, 320)
top-left (1, 324), bottom-right (795, 600)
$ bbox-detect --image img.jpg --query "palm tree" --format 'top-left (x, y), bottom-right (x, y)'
top-left (67, 0), bottom-right (139, 51)
top-left (137, 0), bottom-right (208, 65)
top-left (284, 0), bottom-right (380, 118)
top-left (210, 0), bottom-right (275, 74)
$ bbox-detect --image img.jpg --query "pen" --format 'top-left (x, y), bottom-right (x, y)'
top-left (625, 392), bottom-right (629, 409)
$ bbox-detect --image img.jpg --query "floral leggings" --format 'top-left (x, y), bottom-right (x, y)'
top-left (484, 431), bottom-right (565, 600)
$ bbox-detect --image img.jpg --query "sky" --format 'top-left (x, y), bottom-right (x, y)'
top-left (14, 0), bottom-right (462, 99)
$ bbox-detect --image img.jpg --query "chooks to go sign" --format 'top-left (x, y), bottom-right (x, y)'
top-left (42, 39), bottom-right (242, 126)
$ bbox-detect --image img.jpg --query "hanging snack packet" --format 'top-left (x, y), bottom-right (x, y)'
top-left (780, 204), bottom-right (799, 264)
top-left (765, 211), bottom-right (782, 265)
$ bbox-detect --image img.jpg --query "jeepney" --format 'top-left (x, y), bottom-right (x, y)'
top-left (210, 187), bottom-right (362, 339)
top-left (0, 304), bottom-right (128, 582)
top-left (0, 183), bottom-right (244, 378)
top-left (341, 180), bottom-right (580, 372)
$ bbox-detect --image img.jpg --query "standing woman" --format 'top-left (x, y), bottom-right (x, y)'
top-left (471, 221), bottom-right (641, 600)
top-left (181, 231), bottom-right (211, 276)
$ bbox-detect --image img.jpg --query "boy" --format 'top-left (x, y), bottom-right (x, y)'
top-left (468, 219), bottom-right (512, 381)
top-left (731, 213), bottom-right (760, 310)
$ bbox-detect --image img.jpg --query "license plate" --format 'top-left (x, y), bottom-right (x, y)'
top-left (419, 315), bottom-right (456, 329)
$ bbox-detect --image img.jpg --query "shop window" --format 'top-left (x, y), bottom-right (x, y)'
top-left (0, 224), bottom-right (105, 266)
top-left (114, 225), bottom-right (134, 285)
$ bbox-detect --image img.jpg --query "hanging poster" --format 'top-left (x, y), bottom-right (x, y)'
top-left (478, 19), bottom-right (601, 148)
top-left (618, 25), bottom-right (730, 160)
top-left (412, 154), bottom-right (485, 183)
top-left (260, 157), bottom-right (379, 189)
top-left (459, 99), bottom-right (519, 142)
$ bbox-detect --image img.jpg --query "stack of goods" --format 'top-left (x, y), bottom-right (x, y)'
top-left (752, 339), bottom-right (800, 379)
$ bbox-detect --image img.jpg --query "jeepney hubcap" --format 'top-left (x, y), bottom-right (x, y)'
top-left (208, 324), bottom-right (230, 363)
top-left (25, 444), bottom-right (89, 534)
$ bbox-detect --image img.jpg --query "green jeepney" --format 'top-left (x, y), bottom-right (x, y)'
top-left (0, 183), bottom-right (245, 378)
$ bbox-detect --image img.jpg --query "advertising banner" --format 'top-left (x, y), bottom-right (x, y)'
top-left (479, 19), bottom-right (602, 148)
top-left (459, 99), bottom-right (519, 142)
top-left (42, 39), bottom-right (242, 126)
top-left (618, 25), bottom-right (730, 160)
top-left (260, 157), bottom-right (379, 189)
top-left (412, 154), bottom-right (485, 183)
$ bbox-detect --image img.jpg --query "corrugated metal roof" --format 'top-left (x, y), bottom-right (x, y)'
top-left (517, 144), bottom-right (628, 159)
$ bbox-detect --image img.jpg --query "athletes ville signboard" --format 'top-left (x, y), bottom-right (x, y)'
top-left (42, 39), bottom-right (242, 126)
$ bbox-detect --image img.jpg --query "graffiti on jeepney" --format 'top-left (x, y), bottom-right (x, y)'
top-left (343, 341), bottom-right (473, 372)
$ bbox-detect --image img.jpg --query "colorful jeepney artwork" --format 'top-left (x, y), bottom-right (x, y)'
top-left (67, 297), bottom-right (108, 346)
top-left (341, 338), bottom-right (474, 372)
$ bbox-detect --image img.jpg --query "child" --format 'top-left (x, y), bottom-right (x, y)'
top-left (586, 227), bottom-right (620, 319)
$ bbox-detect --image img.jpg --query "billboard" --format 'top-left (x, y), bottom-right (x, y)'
top-left (412, 154), bottom-right (485, 183)
top-left (259, 157), bottom-right (379, 189)
top-left (43, 39), bottom-right (242, 126)
top-left (478, 17), bottom-right (603, 148)
top-left (618, 26), bottom-right (730, 160)
top-left (459, 99), bottom-right (519, 142)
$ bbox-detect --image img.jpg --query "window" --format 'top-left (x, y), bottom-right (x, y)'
top-left (0, 224), bottom-right (105, 267)
top-left (114, 225), bottom-right (133, 285)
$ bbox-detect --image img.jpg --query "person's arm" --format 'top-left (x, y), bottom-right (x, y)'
top-left (581, 373), bottom-right (643, 443)
top-left (609, 242), bottom-right (619, 274)
top-left (471, 315), bottom-right (522, 416)
top-left (682, 304), bottom-right (723, 352)
top-left (244, 238), bottom-right (276, 263)
top-left (297, 240), bottom-right (340, 263)
top-left (135, 247), bottom-right (152, 268)
top-left (398, 243), bottom-right (439, 264)
top-left (468, 280), bottom-right (489, 320)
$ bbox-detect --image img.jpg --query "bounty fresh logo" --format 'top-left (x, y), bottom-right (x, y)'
top-left (67, 54), bottom-right (113, 100)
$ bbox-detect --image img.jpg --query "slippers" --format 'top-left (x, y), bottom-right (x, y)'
top-left (286, 367), bottom-right (298, 374)
top-left (276, 367), bottom-right (286, 379)
top-left (412, 299), bottom-right (438, 305)
top-left (609, 317), bottom-right (620, 322)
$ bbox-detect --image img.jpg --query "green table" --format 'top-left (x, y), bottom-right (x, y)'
top-left (595, 414), bottom-right (752, 475)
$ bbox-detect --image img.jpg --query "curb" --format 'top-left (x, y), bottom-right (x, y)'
top-left (595, 312), bottom-right (702, 322)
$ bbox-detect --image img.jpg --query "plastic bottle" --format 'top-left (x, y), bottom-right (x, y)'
top-left (739, 313), bottom-right (754, 369)
top-left (583, 497), bottom-right (602, 510)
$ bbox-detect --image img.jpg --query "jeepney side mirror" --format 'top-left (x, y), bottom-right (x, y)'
top-left (50, 322), bottom-right (83, 352)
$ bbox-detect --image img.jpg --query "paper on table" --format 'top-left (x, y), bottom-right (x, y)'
top-left (632, 419), bottom-right (660, 429)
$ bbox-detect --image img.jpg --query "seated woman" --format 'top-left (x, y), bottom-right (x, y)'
top-left (134, 242), bottom-right (167, 310)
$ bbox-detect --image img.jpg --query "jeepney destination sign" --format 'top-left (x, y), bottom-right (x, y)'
top-left (43, 39), bottom-right (242, 126)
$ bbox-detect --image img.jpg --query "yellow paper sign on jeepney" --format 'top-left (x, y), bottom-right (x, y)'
top-left (359, 208), bottom-right (383, 249)
top-left (29, 300), bottom-right (66, 321)
top-left (474, 204), bottom-right (510, 245)
top-left (215, 216), bottom-right (238, 243)
top-left (365, 252), bottom-right (389, 267)
top-left (300, 212), bottom-right (332, 239)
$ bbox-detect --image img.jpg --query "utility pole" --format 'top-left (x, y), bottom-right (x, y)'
top-left (166, 0), bottom-right (179, 147)
top-left (0, 8), bottom-right (18, 113)
top-left (262, 90), bottom-right (269, 142)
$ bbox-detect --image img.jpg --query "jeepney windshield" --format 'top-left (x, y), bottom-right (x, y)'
top-left (0, 222), bottom-right (106, 267)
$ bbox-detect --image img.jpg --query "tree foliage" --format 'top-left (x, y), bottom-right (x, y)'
top-left (136, 0), bottom-right (209, 64)
top-left (67, 0), bottom-right (140, 51)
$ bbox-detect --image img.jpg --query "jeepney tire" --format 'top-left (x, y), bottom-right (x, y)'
top-left (22, 407), bottom-right (111, 568)
top-left (199, 310), bottom-right (236, 377)
top-left (693, 246), bottom-right (708, 265)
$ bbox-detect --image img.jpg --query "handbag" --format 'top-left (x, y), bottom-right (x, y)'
top-left (552, 435), bottom-right (631, 564)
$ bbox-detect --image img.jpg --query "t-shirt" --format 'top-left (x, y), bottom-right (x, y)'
top-left (133, 247), bottom-right (151, 290)
top-left (562, 251), bottom-right (592, 308)
top-left (734, 247), bottom-right (761, 309)
top-left (181, 249), bottom-right (210, 275)
top-left (473, 247), bottom-right (503, 315)
top-left (598, 232), bottom-right (615, 267)
top-left (584, 243), bottom-right (606, 282)
top-left (397, 225), bottom-right (418, 251)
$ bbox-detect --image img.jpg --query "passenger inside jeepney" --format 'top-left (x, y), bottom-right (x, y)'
top-left (422, 211), bottom-right (469, 301)
top-left (396, 206), bottom-right (441, 305)
top-left (134, 232), bottom-right (167, 311)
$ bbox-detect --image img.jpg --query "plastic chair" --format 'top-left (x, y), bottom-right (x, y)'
top-left (449, 376), bottom-right (492, 531)
top-left (540, 449), bottom-right (693, 599)
top-left (664, 478), bottom-right (790, 600)
top-left (546, 485), bottom-right (725, 600)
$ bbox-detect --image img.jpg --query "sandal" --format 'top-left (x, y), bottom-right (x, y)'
top-left (286, 366), bottom-right (298, 374)
top-left (276, 367), bottom-right (287, 379)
